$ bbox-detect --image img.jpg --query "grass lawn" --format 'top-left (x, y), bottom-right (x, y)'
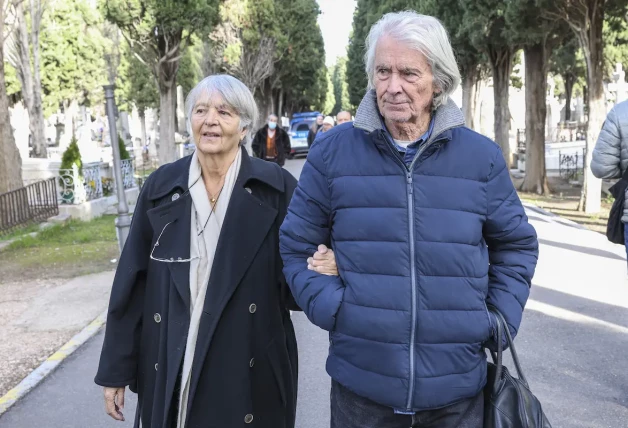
top-left (0, 223), bottom-right (42, 242)
top-left (0, 215), bottom-right (119, 283)
top-left (513, 175), bottom-right (611, 234)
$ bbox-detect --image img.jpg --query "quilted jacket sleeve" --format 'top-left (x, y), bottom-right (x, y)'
top-left (592, 106), bottom-right (622, 179)
top-left (483, 150), bottom-right (539, 341)
top-left (279, 142), bottom-right (345, 331)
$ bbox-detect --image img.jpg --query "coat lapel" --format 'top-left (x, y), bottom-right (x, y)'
top-left (187, 152), bottom-right (279, 406)
top-left (146, 194), bottom-right (193, 309)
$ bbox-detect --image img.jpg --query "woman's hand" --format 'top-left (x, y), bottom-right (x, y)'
top-left (307, 244), bottom-right (338, 276)
top-left (104, 387), bottom-right (126, 421)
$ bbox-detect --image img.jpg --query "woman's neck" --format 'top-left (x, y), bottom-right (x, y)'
top-left (198, 146), bottom-right (239, 187)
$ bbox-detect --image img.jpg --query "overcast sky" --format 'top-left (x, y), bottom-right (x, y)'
top-left (317, 0), bottom-right (357, 67)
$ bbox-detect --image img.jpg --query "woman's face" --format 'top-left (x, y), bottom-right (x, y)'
top-left (190, 93), bottom-right (246, 156)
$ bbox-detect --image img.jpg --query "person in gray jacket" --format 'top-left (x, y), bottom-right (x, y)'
top-left (591, 100), bottom-right (628, 253)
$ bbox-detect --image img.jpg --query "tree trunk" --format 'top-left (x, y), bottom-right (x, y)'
top-left (473, 79), bottom-right (484, 132)
top-left (461, 66), bottom-right (479, 130)
top-left (14, 1), bottom-right (35, 157)
top-left (14, 0), bottom-right (33, 112)
top-left (489, 47), bottom-right (514, 166)
top-left (578, 6), bottom-right (605, 214)
top-left (278, 88), bottom-right (284, 118)
top-left (173, 81), bottom-right (179, 134)
top-left (520, 43), bottom-right (550, 195)
top-left (563, 73), bottom-right (574, 121)
top-left (0, 0), bottom-right (23, 193)
top-left (29, 0), bottom-right (46, 158)
top-left (270, 90), bottom-right (275, 116)
top-left (256, 83), bottom-right (272, 130)
top-left (158, 83), bottom-right (177, 165)
top-left (140, 109), bottom-right (147, 147)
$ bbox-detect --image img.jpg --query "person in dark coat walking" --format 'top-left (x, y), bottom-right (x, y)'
top-left (307, 114), bottom-right (324, 147)
top-left (252, 114), bottom-right (291, 166)
top-left (95, 74), bottom-right (336, 428)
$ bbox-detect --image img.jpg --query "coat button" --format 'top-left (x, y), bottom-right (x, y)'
top-left (171, 193), bottom-right (180, 201)
top-left (249, 358), bottom-right (255, 368)
top-left (244, 414), bottom-right (254, 424)
top-left (154, 313), bottom-right (161, 323)
top-left (154, 363), bottom-right (158, 371)
top-left (249, 303), bottom-right (257, 314)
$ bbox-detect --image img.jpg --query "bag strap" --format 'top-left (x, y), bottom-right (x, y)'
top-left (488, 305), bottom-right (530, 389)
top-left (492, 308), bottom-right (504, 391)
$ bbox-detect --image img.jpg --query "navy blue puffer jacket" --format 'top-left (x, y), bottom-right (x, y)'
top-left (279, 91), bottom-right (538, 412)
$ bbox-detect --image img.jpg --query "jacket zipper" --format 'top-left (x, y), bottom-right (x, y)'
top-left (380, 130), bottom-right (448, 411)
top-left (405, 170), bottom-right (417, 410)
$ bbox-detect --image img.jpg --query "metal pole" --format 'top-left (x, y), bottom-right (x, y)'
top-left (104, 84), bottom-right (131, 252)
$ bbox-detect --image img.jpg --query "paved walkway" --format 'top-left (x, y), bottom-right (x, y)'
top-left (0, 271), bottom-right (114, 398)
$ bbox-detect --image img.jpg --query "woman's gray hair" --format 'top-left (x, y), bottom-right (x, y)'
top-left (185, 74), bottom-right (259, 146)
top-left (364, 11), bottom-right (461, 110)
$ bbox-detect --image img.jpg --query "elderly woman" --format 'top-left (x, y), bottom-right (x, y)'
top-left (94, 75), bottom-right (336, 428)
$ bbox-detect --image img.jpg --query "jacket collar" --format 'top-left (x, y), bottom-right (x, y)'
top-left (353, 89), bottom-right (466, 144)
top-left (147, 147), bottom-right (284, 202)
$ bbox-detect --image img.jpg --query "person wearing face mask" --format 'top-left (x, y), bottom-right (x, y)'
top-left (252, 113), bottom-right (292, 166)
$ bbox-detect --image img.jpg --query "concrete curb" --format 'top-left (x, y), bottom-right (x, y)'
top-left (0, 309), bottom-right (107, 416)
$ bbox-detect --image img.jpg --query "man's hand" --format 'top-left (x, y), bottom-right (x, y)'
top-left (307, 244), bottom-right (338, 276)
top-left (104, 387), bottom-right (125, 422)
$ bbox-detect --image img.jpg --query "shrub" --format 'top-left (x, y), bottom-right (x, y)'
top-left (60, 136), bottom-right (82, 172)
top-left (118, 135), bottom-right (130, 160)
top-left (59, 137), bottom-right (82, 204)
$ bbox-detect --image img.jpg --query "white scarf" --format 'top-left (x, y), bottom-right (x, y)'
top-left (177, 148), bottom-right (242, 428)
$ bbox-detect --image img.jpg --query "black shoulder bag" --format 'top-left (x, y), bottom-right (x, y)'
top-left (484, 307), bottom-right (552, 428)
top-left (606, 167), bottom-right (628, 244)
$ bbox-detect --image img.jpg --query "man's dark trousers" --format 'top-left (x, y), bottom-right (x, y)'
top-left (330, 380), bottom-right (484, 428)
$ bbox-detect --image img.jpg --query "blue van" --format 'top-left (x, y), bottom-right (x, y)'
top-left (288, 111), bottom-right (321, 158)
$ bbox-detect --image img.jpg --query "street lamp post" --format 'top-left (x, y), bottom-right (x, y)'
top-left (104, 84), bottom-right (131, 252)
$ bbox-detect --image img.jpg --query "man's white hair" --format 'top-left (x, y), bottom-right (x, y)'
top-left (364, 11), bottom-right (461, 110)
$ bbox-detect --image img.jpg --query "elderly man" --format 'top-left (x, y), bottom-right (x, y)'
top-left (280, 11), bottom-right (538, 428)
top-left (336, 111), bottom-right (352, 125)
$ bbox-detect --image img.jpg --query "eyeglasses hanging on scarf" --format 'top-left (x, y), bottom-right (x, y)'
top-left (149, 175), bottom-right (224, 263)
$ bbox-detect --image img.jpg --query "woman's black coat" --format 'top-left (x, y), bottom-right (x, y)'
top-left (95, 147), bottom-right (300, 428)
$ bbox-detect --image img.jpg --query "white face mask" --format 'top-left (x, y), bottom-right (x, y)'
top-left (268, 122), bottom-right (277, 130)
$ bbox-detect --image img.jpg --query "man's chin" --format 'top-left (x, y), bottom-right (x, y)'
top-left (384, 113), bottom-right (411, 124)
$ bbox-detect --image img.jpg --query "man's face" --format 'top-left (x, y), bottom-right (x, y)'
top-left (336, 112), bottom-right (351, 125)
top-left (373, 35), bottom-right (437, 125)
top-left (322, 123), bottom-right (333, 132)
